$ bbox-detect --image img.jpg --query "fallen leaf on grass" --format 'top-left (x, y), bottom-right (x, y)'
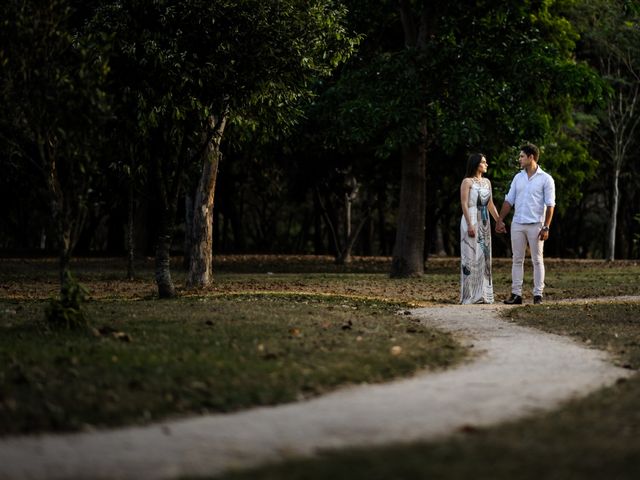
top-left (96, 325), bottom-right (132, 342)
top-left (112, 332), bottom-right (132, 342)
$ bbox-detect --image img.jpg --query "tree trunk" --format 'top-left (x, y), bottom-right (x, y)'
top-left (606, 166), bottom-right (620, 261)
top-left (155, 230), bottom-right (176, 298)
top-left (433, 222), bottom-right (447, 256)
top-left (183, 194), bottom-right (193, 270)
top-left (377, 188), bottom-right (388, 255)
top-left (151, 118), bottom-right (190, 298)
top-left (315, 188), bottom-right (345, 263)
top-left (362, 192), bottom-right (374, 256)
top-left (335, 212), bottom-right (370, 265)
top-left (187, 114), bottom-right (227, 288)
top-left (390, 125), bottom-right (427, 277)
top-left (126, 178), bottom-right (135, 280)
top-left (41, 135), bottom-right (74, 293)
top-left (390, 2), bottom-right (430, 277)
top-left (313, 193), bottom-right (324, 254)
top-left (345, 193), bottom-right (352, 239)
top-left (52, 188), bottom-right (83, 291)
top-left (59, 223), bottom-right (72, 290)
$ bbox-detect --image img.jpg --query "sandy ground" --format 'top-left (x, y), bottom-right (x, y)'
top-left (0, 302), bottom-right (633, 480)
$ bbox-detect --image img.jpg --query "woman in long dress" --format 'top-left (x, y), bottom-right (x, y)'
top-left (460, 153), bottom-right (500, 304)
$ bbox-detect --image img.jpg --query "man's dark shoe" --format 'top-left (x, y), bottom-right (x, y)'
top-left (504, 294), bottom-right (522, 305)
top-left (533, 295), bottom-right (543, 305)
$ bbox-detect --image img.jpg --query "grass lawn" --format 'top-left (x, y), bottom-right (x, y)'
top-left (0, 294), bottom-right (465, 435)
top-left (1, 255), bottom-right (640, 479)
top-left (0, 255), bottom-right (472, 435)
top-left (2, 255), bottom-right (639, 304)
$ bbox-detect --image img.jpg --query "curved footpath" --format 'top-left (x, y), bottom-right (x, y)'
top-left (0, 300), bottom-right (636, 480)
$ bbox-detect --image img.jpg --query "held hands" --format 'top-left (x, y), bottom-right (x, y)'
top-left (495, 219), bottom-right (507, 234)
top-left (467, 225), bottom-right (476, 237)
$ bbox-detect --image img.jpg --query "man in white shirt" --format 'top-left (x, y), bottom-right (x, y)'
top-left (496, 144), bottom-right (555, 305)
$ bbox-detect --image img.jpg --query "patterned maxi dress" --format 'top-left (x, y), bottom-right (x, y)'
top-left (460, 178), bottom-right (494, 304)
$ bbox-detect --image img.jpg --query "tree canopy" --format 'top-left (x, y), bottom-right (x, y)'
top-left (2, 0), bottom-right (640, 286)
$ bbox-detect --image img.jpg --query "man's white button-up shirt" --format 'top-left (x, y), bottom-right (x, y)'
top-left (505, 167), bottom-right (555, 224)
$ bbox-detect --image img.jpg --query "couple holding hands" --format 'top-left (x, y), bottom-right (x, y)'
top-left (460, 144), bottom-right (556, 305)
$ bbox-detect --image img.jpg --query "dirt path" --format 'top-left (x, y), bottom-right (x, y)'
top-left (0, 302), bottom-right (633, 480)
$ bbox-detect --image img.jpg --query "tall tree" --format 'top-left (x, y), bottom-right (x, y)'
top-left (0, 0), bottom-right (109, 290)
top-left (570, 0), bottom-right (640, 260)
top-left (184, 1), bottom-right (358, 287)
top-left (91, 0), bottom-right (357, 295)
top-left (307, 0), bottom-right (602, 275)
top-left (90, 2), bottom-right (202, 297)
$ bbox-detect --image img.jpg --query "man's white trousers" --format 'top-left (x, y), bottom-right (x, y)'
top-left (510, 222), bottom-right (545, 297)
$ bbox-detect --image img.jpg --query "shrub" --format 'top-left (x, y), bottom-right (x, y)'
top-left (45, 272), bottom-right (89, 329)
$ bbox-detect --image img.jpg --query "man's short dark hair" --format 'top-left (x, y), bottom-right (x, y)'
top-left (520, 143), bottom-right (539, 161)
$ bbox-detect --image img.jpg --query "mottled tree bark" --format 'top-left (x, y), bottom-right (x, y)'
top-left (151, 122), bottom-right (187, 299)
top-left (187, 113), bottom-right (227, 288)
top-left (155, 230), bottom-right (176, 298)
top-left (606, 166), bottom-right (620, 261)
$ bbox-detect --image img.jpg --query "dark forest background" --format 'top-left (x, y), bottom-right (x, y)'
top-left (2, 0), bottom-right (640, 289)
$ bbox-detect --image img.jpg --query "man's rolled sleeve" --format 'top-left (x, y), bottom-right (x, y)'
top-left (505, 178), bottom-right (517, 206)
top-left (544, 176), bottom-right (556, 207)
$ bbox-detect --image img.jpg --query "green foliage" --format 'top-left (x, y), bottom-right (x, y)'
top-left (304, 0), bottom-right (602, 165)
top-left (563, 0), bottom-right (640, 258)
top-left (0, 0), bottom-right (111, 164)
top-left (3, 0), bottom-right (638, 260)
top-left (0, 0), bottom-right (111, 273)
top-left (44, 272), bottom-right (89, 330)
top-left (281, 0), bottom-right (608, 261)
top-left (90, 0), bottom-right (359, 146)
top-left (85, 0), bottom-right (360, 276)
top-left (542, 130), bottom-right (599, 210)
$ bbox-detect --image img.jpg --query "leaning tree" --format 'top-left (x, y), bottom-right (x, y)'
top-left (91, 0), bottom-right (358, 296)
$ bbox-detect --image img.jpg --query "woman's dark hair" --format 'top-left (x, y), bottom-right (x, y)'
top-left (465, 153), bottom-right (485, 178)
